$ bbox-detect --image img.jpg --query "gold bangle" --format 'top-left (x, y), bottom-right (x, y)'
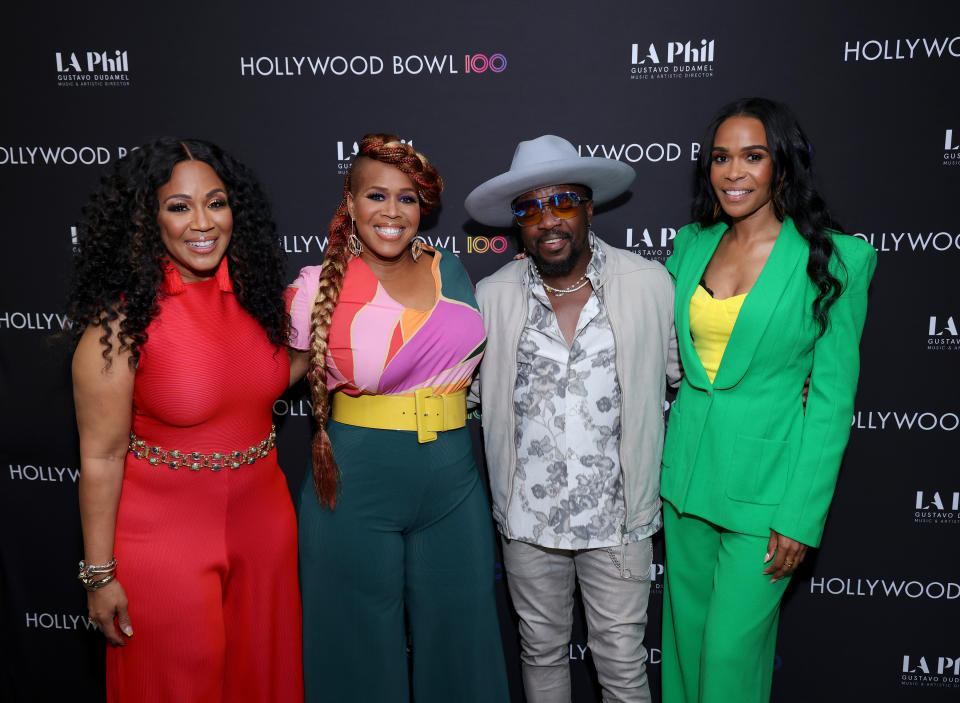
top-left (79, 572), bottom-right (116, 592)
top-left (79, 557), bottom-right (117, 574)
top-left (78, 558), bottom-right (117, 591)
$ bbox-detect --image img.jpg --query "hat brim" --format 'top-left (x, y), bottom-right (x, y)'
top-left (464, 157), bottom-right (636, 227)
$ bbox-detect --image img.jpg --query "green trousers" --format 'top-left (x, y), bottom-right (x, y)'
top-left (661, 501), bottom-right (790, 703)
top-left (298, 422), bottom-right (509, 703)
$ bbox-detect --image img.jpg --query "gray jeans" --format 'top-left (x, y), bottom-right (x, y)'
top-left (501, 536), bottom-right (653, 703)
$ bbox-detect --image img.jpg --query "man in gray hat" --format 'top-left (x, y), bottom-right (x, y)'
top-left (465, 135), bottom-right (680, 703)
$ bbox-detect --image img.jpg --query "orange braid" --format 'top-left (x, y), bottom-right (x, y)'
top-left (307, 134), bottom-right (443, 508)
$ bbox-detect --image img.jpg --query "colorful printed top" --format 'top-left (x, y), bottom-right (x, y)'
top-left (286, 246), bottom-right (485, 397)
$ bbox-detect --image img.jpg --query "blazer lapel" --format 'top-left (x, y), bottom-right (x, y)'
top-left (676, 222), bottom-right (727, 391)
top-left (713, 217), bottom-right (807, 389)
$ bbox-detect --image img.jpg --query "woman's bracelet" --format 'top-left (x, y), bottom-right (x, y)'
top-left (80, 572), bottom-right (116, 591)
top-left (78, 557), bottom-right (118, 591)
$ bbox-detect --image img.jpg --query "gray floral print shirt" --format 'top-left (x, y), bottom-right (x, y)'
top-left (510, 235), bottom-right (661, 549)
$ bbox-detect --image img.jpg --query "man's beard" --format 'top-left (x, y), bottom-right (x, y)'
top-left (530, 229), bottom-right (588, 277)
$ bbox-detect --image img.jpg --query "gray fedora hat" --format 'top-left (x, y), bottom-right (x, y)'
top-left (464, 135), bottom-right (636, 227)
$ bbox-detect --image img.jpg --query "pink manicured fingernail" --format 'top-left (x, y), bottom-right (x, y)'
top-left (764, 553), bottom-right (772, 563)
top-left (122, 626), bottom-right (133, 637)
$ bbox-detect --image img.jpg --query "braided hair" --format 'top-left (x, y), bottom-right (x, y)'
top-left (308, 134), bottom-right (443, 508)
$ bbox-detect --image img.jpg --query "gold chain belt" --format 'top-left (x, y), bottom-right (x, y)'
top-left (128, 424), bottom-right (277, 471)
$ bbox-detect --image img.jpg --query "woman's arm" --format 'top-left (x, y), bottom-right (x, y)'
top-left (285, 264), bottom-right (324, 388)
top-left (73, 321), bottom-right (136, 646)
top-left (769, 239), bottom-right (878, 549)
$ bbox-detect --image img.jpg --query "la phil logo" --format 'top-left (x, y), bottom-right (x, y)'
top-left (901, 655), bottom-right (960, 689)
top-left (944, 129), bottom-right (960, 166)
top-left (915, 490), bottom-right (960, 526)
top-left (629, 40), bottom-right (715, 80)
top-left (336, 138), bottom-right (413, 174)
top-left (650, 562), bottom-right (664, 595)
top-left (55, 51), bottom-right (130, 87)
top-left (625, 227), bottom-right (677, 263)
top-left (928, 315), bottom-right (959, 351)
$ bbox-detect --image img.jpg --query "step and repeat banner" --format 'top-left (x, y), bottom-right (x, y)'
top-left (1, 1), bottom-right (957, 701)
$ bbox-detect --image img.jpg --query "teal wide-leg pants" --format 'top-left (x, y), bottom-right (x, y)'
top-left (298, 422), bottom-right (509, 703)
top-left (661, 501), bottom-right (790, 703)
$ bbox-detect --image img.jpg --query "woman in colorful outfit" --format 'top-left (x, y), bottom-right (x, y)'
top-left (287, 134), bottom-right (508, 702)
top-left (660, 98), bottom-right (877, 702)
top-left (70, 138), bottom-right (303, 703)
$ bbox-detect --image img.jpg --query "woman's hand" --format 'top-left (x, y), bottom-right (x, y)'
top-left (87, 580), bottom-right (133, 646)
top-left (763, 529), bottom-right (808, 582)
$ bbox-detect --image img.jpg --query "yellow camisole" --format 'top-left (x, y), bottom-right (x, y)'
top-left (689, 284), bottom-right (746, 383)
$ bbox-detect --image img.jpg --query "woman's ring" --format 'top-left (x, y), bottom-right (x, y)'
top-left (784, 560), bottom-right (794, 567)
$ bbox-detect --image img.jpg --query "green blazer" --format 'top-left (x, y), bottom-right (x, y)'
top-left (661, 216), bottom-right (877, 547)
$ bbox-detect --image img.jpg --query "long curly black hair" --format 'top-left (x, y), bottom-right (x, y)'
top-left (691, 97), bottom-right (846, 337)
top-left (67, 137), bottom-right (287, 366)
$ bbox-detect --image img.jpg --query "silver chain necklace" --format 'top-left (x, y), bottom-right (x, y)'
top-left (528, 237), bottom-right (595, 297)
top-left (529, 266), bottom-right (590, 296)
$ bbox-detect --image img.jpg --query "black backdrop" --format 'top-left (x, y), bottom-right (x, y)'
top-left (2, 2), bottom-right (958, 701)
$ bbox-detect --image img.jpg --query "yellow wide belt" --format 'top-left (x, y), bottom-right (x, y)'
top-left (330, 388), bottom-right (467, 443)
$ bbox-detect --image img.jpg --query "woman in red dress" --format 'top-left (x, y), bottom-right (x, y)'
top-left (69, 138), bottom-right (303, 702)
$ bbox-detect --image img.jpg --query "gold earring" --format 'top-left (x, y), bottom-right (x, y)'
top-left (712, 201), bottom-right (722, 220)
top-left (410, 238), bottom-right (424, 262)
top-left (347, 220), bottom-right (362, 256)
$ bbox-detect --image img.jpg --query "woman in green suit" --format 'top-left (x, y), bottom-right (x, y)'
top-left (660, 97), bottom-right (876, 703)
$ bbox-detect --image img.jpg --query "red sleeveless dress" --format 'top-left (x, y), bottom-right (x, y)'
top-left (108, 261), bottom-right (303, 703)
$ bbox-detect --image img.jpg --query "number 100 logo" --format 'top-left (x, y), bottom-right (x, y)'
top-left (467, 236), bottom-right (510, 253)
top-left (464, 54), bottom-right (507, 73)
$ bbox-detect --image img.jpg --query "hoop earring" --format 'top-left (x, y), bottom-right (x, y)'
top-left (410, 237), bottom-right (424, 262)
top-left (347, 220), bottom-right (362, 257)
top-left (712, 201), bottom-right (722, 220)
